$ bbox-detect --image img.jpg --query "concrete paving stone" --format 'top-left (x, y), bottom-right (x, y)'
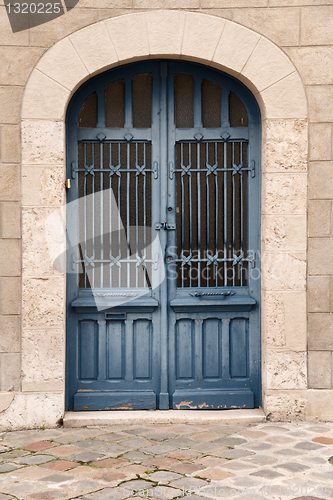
top-left (39, 473), bottom-right (75, 483)
top-left (20, 440), bottom-right (58, 452)
top-left (215, 448), bottom-right (254, 459)
top-left (303, 455), bottom-right (327, 464)
top-left (141, 457), bottom-right (181, 469)
top-left (15, 454), bottom-right (56, 465)
top-left (194, 456), bottom-right (228, 467)
top-left (82, 486), bottom-right (132, 500)
top-left (213, 437), bottom-right (248, 447)
top-left (75, 439), bottom-right (110, 450)
top-left (238, 430), bottom-right (268, 439)
top-left (91, 469), bottom-right (127, 483)
top-left (230, 475), bottom-right (262, 487)
top-left (288, 430), bottom-right (312, 437)
top-left (189, 442), bottom-right (224, 453)
top-left (143, 432), bottom-right (177, 442)
top-left (117, 437), bottom-right (154, 449)
top-left (0, 463), bottom-right (21, 473)
top-left (69, 451), bottom-right (109, 463)
top-left (122, 451), bottom-right (151, 463)
top-left (169, 462), bottom-right (206, 475)
top-left (167, 449), bottom-right (202, 461)
top-left (244, 454), bottom-right (279, 466)
top-left (308, 426), bottom-right (332, 433)
top-left (294, 442), bottom-right (324, 450)
top-left (170, 476), bottom-right (209, 490)
top-left (123, 427), bottom-right (152, 436)
top-left (39, 459), bottom-right (80, 471)
top-left (147, 471), bottom-right (183, 483)
top-left (142, 444), bottom-right (177, 455)
top-left (265, 435), bottom-right (295, 444)
top-left (275, 461), bottom-right (311, 473)
top-left (28, 490), bottom-right (67, 499)
top-left (246, 442), bottom-right (272, 451)
top-left (117, 464), bottom-right (149, 478)
top-left (49, 445), bottom-right (83, 457)
top-left (95, 432), bottom-right (129, 442)
top-left (121, 479), bottom-right (157, 493)
top-left (274, 448), bottom-right (306, 456)
top-left (0, 450), bottom-right (30, 461)
top-left (312, 436), bottom-right (333, 445)
top-left (194, 467), bottom-right (235, 479)
top-left (258, 425), bottom-right (290, 432)
top-left (250, 469), bottom-right (285, 479)
top-left (220, 461), bottom-right (258, 471)
top-left (190, 432), bottom-right (223, 442)
top-left (145, 486), bottom-right (183, 499)
top-left (53, 434), bottom-right (84, 445)
top-left (90, 457), bottom-right (127, 468)
top-left (166, 437), bottom-right (197, 449)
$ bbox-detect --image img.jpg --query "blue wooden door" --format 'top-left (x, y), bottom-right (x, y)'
top-left (66, 61), bottom-right (261, 411)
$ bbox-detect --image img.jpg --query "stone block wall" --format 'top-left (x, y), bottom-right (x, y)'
top-left (0, 0), bottom-right (332, 426)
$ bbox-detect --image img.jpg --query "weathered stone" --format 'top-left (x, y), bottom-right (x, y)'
top-left (0, 203), bottom-right (20, 239)
top-left (250, 469), bottom-right (284, 479)
top-left (309, 162), bottom-right (333, 199)
top-left (263, 215), bottom-right (306, 252)
top-left (309, 123), bottom-right (332, 161)
top-left (294, 441), bottom-right (323, 450)
top-left (264, 252), bottom-right (306, 291)
top-left (307, 86), bottom-right (333, 123)
top-left (147, 471), bottom-right (183, 483)
top-left (263, 292), bottom-right (285, 347)
top-left (0, 165), bottom-right (20, 202)
top-left (22, 166), bottom-right (65, 207)
top-left (21, 329), bottom-right (64, 390)
top-left (308, 200), bottom-right (331, 237)
top-left (0, 277), bottom-right (21, 315)
top-left (264, 392), bottom-right (307, 421)
top-left (263, 174), bottom-right (307, 215)
top-left (0, 353), bottom-right (20, 391)
top-left (308, 351), bottom-right (332, 389)
top-left (22, 120), bottom-right (64, 165)
top-left (0, 87), bottom-right (24, 125)
top-left (0, 463), bottom-right (21, 473)
top-left (22, 277), bottom-right (64, 328)
top-left (312, 436), bottom-right (333, 445)
top-left (266, 350), bottom-right (307, 390)
top-left (308, 313), bottom-right (333, 350)
top-left (286, 47), bottom-right (333, 85)
top-left (0, 126), bottom-right (20, 164)
top-left (307, 390), bottom-right (333, 421)
top-left (301, 6), bottom-right (333, 45)
top-left (0, 47), bottom-right (44, 85)
top-left (15, 454), bottom-right (56, 465)
top-left (0, 316), bottom-right (20, 352)
top-left (275, 462), bottom-right (310, 473)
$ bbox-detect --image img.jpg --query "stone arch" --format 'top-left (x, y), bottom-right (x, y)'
top-left (15, 11), bottom-right (308, 427)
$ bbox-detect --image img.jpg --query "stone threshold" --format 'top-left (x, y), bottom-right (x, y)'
top-left (64, 408), bottom-right (266, 427)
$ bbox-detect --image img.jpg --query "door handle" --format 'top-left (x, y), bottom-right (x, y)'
top-left (155, 222), bottom-right (176, 230)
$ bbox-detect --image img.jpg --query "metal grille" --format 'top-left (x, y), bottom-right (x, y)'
top-left (76, 141), bottom-right (155, 289)
top-left (174, 140), bottom-right (253, 288)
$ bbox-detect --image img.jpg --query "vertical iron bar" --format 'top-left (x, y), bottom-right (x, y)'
top-left (143, 143), bottom-right (147, 287)
top-left (118, 143), bottom-right (121, 288)
top-left (84, 142), bottom-right (87, 288)
top-left (223, 141), bottom-right (227, 286)
top-left (181, 143), bottom-right (185, 288)
top-left (197, 142), bottom-right (201, 288)
top-left (206, 142), bottom-right (209, 287)
top-left (232, 141), bottom-right (235, 287)
top-left (127, 142), bottom-right (130, 288)
top-left (240, 142), bottom-right (244, 287)
top-left (109, 143), bottom-right (112, 288)
top-left (189, 143), bottom-right (192, 288)
top-left (215, 142), bottom-right (218, 288)
top-left (92, 143), bottom-right (95, 289)
top-left (135, 143), bottom-right (138, 288)
top-left (100, 142), bottom-right (103, 289)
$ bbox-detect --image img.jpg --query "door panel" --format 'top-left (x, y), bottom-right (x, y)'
top-left (66, 60), bottom-right (261, 411)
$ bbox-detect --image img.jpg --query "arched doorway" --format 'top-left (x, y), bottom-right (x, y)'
top-left (65, 60), bottom-right (261, 411)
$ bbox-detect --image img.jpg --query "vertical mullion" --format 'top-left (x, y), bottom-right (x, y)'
top-left (215, 142), bottom-right (218, 288)
top-left (143, 143), bottom-right (147, 287)
top-left (135, 143), bottom-right (139, 289)
top-left (127, 142), bottom-right (130, 288)
top-left (206, 142), bottom-right (209, 288)
top-left (232, 142), bottom-right (235, 287)
top-left (197, 142), bottom-right (201, 288)
top-left (223, 141), bottom-right (227, 286)
top-left (100, 142), bottom-right (104, 289)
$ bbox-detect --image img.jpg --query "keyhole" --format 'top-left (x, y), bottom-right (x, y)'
top-left (166, 257), bottom-right (172, 262)
top-left (168, 207), bottom-right (173, 212)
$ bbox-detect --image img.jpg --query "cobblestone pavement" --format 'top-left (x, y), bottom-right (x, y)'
top-left (0, 421), bottom-right (332, 500)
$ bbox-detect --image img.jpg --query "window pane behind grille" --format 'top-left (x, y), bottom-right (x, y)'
top-left (229, 91), bottom-right (248, 127)
top-left (77, 141), bottom-right (152, 289)
top-left (175, 141), bottom-right (248, 288)
top-left (175, 74), bottom-right (194, 128)
top-left (202, 79), bottom-right (221, 128)
top-left (133, 74), bottom-right (152, 128)
top-left (105, 80), bottom-right (125, 128)
top-left (78, 92), bottom-right (97, 128)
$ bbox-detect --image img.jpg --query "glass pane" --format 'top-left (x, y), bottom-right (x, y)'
top-left (202, 79), bottom-right (221, 128)
top-left (229, 91), bottom-right (248, 127)
top-left (175, 141), bottom-right (248, 288)
top-left (78, 92), bottom-right (97, 128)
top-left (133, 73), bottom-right (152, 128)
top-left (175, 74), bottom-right (194, 128)
top-left (105, 79), bottom-right (125, 128)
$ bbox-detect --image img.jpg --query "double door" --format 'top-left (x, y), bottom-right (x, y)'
top-left (66, 60), bottom-right (261, 411)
